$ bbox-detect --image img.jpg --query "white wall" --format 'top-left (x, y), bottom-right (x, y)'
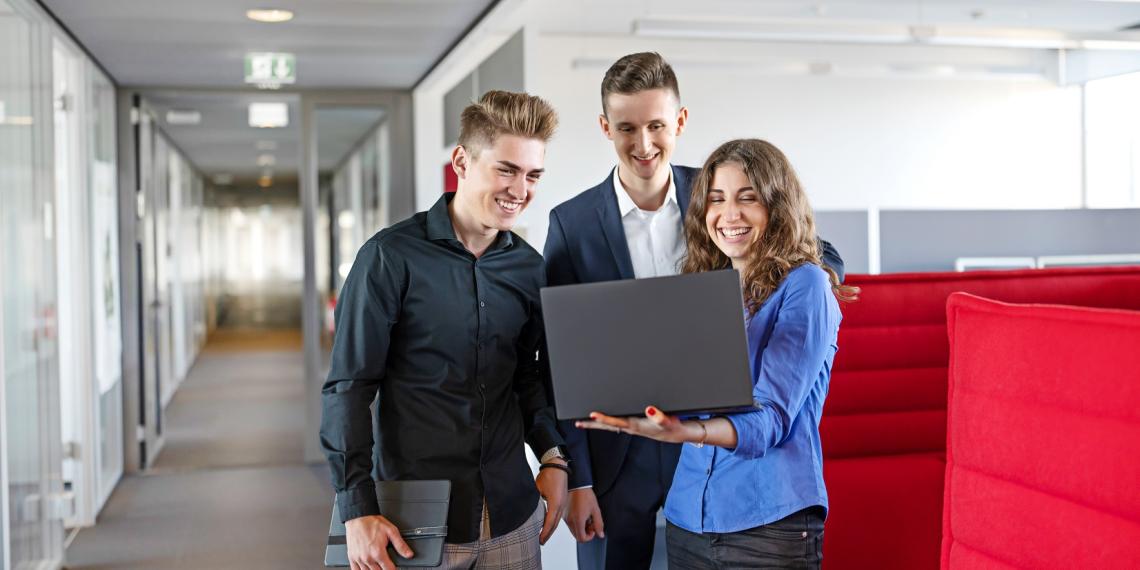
top-left (522, 35), bottom-right (1083, 250)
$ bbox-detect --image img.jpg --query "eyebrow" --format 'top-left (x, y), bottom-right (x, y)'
top-left (497, 160), bottom-right (544, 175)
top-left (615, 119), bottom-right (665, 128)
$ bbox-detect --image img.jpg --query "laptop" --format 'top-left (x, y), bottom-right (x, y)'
top-left (541, 270), bottom-right (756, 420)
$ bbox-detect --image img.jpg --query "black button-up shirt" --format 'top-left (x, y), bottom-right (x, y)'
top-left (320, 193), bottom-right (563, 544)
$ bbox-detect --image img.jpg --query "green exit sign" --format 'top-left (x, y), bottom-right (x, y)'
top-left (245, 52), bottom-right (296, 86)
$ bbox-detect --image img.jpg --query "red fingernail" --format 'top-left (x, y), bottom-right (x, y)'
top-left (647, 407), bottom-right (657, 416)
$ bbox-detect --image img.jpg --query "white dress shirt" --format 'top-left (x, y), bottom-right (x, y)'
top-left (613, 166), bottom-right (686, 279)
top-left (568, 168), bottom-right (687, 494)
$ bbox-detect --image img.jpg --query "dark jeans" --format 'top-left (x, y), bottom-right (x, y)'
top-left (666, 506), bottom-right (825, 569)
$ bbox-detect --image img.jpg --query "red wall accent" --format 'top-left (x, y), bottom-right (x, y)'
top-left (943, 294), bottom-right (1140, 568)
top-left (443, 161), bottom-right (457, 193)
top-left (823, 266), bottom-right (1140, 569)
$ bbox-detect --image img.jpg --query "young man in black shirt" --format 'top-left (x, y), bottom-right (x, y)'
top-left (322, 90), bottom-right (569, 570)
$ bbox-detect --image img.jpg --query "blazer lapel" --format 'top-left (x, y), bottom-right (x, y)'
top-left (673, 164), bottom-right (694, 215)
top-left (596, 169), bottom-right (636, 280)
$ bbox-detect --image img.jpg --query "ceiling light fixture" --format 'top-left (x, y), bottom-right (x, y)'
top-left (249, 102), bottom-right (289, 128)
top-left (632, 18), bottom-right (1140, 51)
top-left (165, 109), bottom-right (201, 126)
top-left (246, 9), bottom-right (294, 23)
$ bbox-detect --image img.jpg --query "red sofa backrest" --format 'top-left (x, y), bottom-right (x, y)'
top-left (943, 293), bottom-right (1140, 568)
top-left (822, 266), bottom-right (1140, 569)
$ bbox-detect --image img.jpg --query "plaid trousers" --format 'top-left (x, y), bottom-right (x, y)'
top-left (430, 500), bottom-right (543, 570)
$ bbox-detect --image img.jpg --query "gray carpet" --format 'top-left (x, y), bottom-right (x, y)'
top-left (66, 330), bottom-right (332, 569)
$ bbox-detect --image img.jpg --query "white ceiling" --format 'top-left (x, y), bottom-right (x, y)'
top-left (43, 0), bottom-right (489, 188)
top-left (44, 0), bottom-right (1140, 187)
top-left (41, 0), bottom-right (497, 88)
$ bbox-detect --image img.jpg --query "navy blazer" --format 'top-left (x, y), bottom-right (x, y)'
top-left (543, 165), bottom-right (845, 492)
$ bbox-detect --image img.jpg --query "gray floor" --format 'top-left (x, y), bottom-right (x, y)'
top-left (66, 328), bottom-right (332, 569)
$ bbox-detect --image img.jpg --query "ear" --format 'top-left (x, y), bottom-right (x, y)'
top-left (675, 106), bottom-right (689, 136)
top-left (451, 145), bottom-right (469, 179)
top-left (599, 113), bottom-right (614, 141)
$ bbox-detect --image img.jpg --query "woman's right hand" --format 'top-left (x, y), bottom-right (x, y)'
top-left (345, 514), bottom-right (414, 570)
top-left (575, 406), bottom-right (694, 444)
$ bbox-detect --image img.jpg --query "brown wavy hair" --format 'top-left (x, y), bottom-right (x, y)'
top-left (682, 139), bottom-right (858, 314)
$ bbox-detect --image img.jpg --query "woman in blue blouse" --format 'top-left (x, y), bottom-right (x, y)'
top-left (578, 139), bottom-right (858, 569)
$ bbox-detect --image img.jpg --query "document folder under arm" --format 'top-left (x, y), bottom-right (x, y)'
top-left (325, 480), bottom-right (452, 567)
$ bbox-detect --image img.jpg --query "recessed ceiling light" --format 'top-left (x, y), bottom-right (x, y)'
top-left (249, 102), bottom-right (288, 128)
top-left (256, 154), bottom-right (276, 167)
top-left (247, 9), bottom-right (293, 23)
top-left (212, 173), bottom-right (234, 185)
top-left (165, 109), bottom-right (201, 125)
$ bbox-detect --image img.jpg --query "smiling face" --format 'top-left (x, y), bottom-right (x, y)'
top-left (705, 162), bottom-right (770, 269)
top-left (452, 134), bottom-right (546, 233)
top-left (600, 88), bottom-right (687, 184)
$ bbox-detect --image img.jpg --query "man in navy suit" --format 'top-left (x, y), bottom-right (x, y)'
top-left (543, 52), bottom-right (845, 569)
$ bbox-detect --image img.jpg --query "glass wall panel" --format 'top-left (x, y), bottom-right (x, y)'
top-left (88, 68), bottom-right (122, 510)
top-left (1, 0), bottom-right (65, 566)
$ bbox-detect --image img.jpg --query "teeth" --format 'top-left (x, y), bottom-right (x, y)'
top-left (721, 228), bottom-right (750, 238)
top-left (496, 199), bottom-right (521, 212)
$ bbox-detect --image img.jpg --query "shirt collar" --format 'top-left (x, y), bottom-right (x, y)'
top-left (425, 192), bottom-right (514, 250)
top-left (612, 165), bottom-right (678, 217)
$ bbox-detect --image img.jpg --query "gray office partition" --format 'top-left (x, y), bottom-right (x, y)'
top-left (441, 30), bottom-right (524, 145)
top-left (814, 211), bottom-right (870, 275)
top-left (879, 209), bottom-right (1140, 273)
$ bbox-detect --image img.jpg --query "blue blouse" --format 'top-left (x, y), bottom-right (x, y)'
top-left (664, 264), bottom-right (841, 534)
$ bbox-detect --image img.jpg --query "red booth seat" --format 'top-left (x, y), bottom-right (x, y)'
top-left (823, 266), bottom-right (1140, 569)
top-left (943, 293), bottom-right (1140, 568)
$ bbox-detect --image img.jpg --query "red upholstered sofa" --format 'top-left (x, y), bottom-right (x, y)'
top-left (821, 266), bottom-right (1140, 569)
top-left (943, 294), bottom-right (1140, 568)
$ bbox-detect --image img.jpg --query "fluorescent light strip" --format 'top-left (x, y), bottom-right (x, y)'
top-left (247, 9), bottom-right (293, 23)
top-left (632, 19), bottom-right (1140, 51)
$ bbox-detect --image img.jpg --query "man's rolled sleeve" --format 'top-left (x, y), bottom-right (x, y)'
top-left (320, 239), bottom-right (403, 522)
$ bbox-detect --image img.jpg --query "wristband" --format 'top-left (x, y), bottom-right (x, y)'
top-left (539, 462), bottom-right (573, 476)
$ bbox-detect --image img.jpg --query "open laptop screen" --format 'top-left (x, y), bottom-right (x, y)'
top-left (541, 270), bottom-right (755, 420)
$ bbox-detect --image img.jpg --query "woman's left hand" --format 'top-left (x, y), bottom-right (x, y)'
top-left (575, 406), bottom-right (693, 444)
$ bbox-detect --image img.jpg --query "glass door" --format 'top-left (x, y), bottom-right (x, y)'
top-left (135, 101), bottom-right (165, 467)
top-left (52, 35), bottom-right (87, 530)
top-left (1, 0), bottom-right (65, 566)
top-left (88, 70), bottom-right (123, 511)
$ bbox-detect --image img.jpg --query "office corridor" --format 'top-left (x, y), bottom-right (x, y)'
top-left (66, 329), bottom-right (331, 569)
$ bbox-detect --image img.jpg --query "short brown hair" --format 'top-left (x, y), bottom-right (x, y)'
top-left (600, 52), bottom-right (680, 115)
top-left (458, 90), bottom-right (558, 158)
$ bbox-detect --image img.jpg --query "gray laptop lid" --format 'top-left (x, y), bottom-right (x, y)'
top-left (541, 270), bottom-right (755, 420)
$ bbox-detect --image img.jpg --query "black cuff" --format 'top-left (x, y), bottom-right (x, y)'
top-left (336, 484), bottom-right (381, 522)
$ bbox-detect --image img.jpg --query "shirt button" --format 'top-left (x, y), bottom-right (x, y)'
top-left (480, 383), bottom-right (487, 390)
top-left (479, 300), bottom-right (485, 308)
top-left (706, 467), bottom-right (712, 475)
